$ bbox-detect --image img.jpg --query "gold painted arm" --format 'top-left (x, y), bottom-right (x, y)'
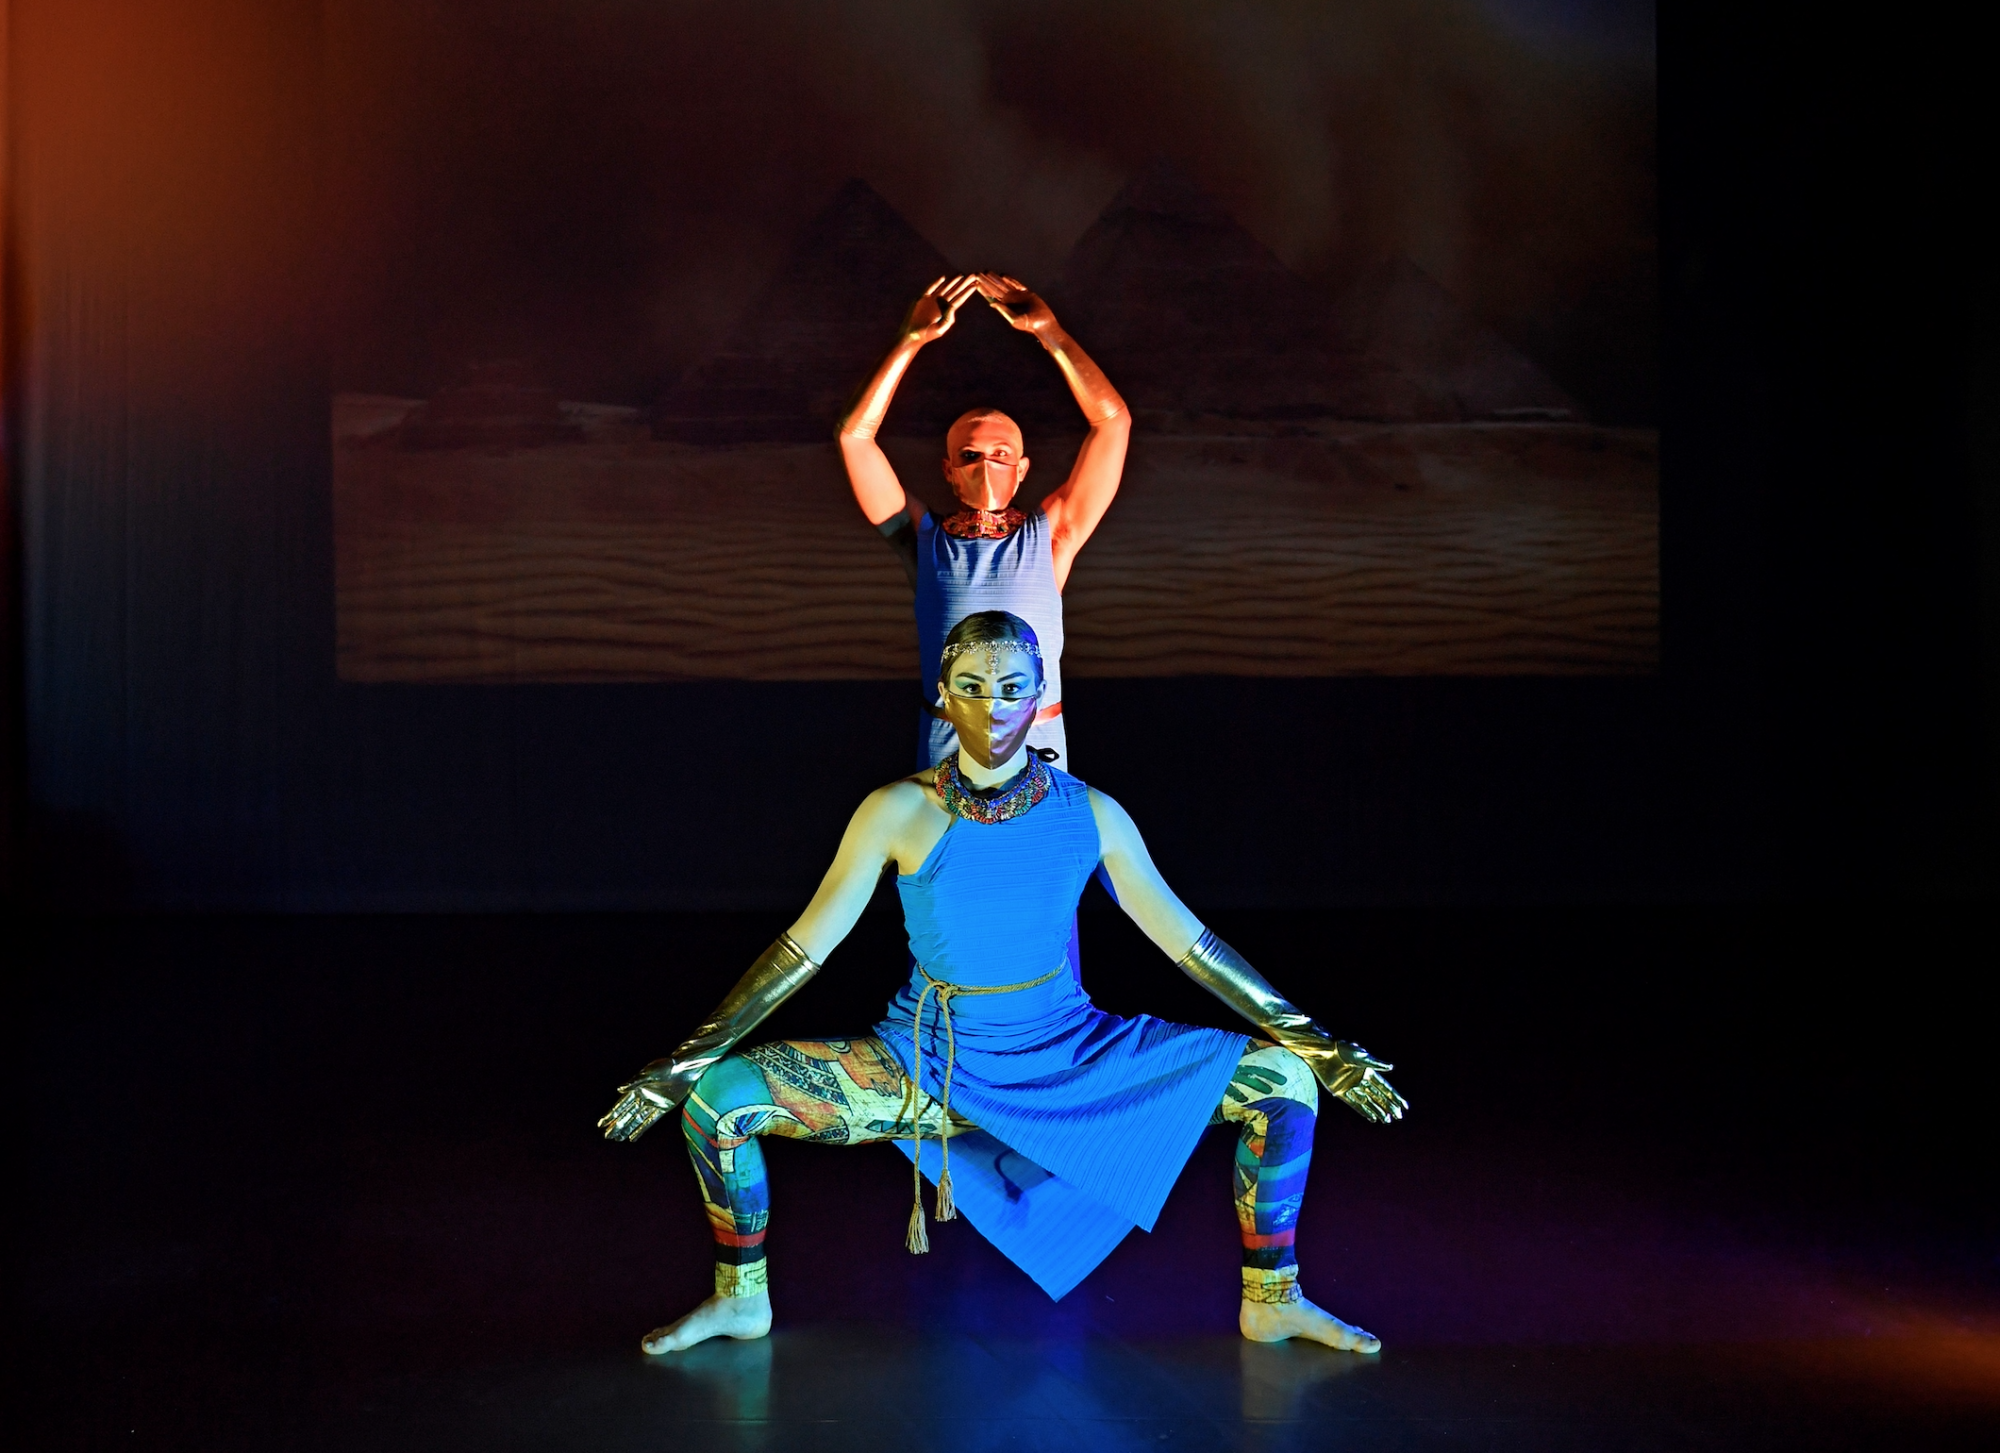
top-left (837, 276), bottom-right (984, 440)
top-left (597, 933), bottom-right (823, 1142)
top-left (836, 340), bottom-right (921, 442)
top-left (976, 273), bottom-right (1128, 425)
top-left (1042, 329), bottom-right (1127, 426)
top-left (1175, 929), bottom-right (1408, 1124)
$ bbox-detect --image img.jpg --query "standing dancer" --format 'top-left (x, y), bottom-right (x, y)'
top-left (836, 273), bottom-right (1130, 770)
top-left (600, 612), bottom-right (1406, 1355)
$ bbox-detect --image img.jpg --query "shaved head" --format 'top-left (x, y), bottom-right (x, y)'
top-left (945, 408), bottom-right (1023, 457)
top-left (941, 408), bottom-right (1030, 510)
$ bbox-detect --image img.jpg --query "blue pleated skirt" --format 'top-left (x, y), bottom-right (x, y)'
top-left (874, 970), bottom-right (1246, 1300)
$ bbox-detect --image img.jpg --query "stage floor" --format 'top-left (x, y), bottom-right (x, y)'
top-left (311, 1329), bottom-right (1998, 1452)
top-left (16, 911), bottom-right (1996, 1451)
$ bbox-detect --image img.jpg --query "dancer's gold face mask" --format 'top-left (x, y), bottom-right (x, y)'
top-left (947, 456), bottom-right (1024, 512)
top-left (942, 416), bottom-right (1028, 512)
top-left (938, 645), bottom-right (1043, 770)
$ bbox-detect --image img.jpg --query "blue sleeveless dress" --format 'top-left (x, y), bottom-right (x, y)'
top-left (872, 768), bottom-right (1247, 1300)
top-left (913, 508), bottom-right (1068, 768)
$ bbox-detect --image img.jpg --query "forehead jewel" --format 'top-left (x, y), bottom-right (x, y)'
top-left (942, 637), bottom-right (1042, 665)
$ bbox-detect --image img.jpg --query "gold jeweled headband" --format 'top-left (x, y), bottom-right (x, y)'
top-left (939, 637), bottom-right (1042, 665)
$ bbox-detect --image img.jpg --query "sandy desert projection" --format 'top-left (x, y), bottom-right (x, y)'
top-left (334, 168), bottom-right (1656, 683)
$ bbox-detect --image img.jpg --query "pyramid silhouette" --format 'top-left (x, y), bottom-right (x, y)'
top-left (1052, 160), bottom-right (1581, 423)
top-left (1329, 257), bottom-right (1579, 422)
top-left (656, 179), bottom-right (1072, 444)
top-left (1052, 159), bottom-right (1342, 419)
top-left (656, 180), bottom-right (947, 442)
top-left (656, 170), bottom-right (1581, 441)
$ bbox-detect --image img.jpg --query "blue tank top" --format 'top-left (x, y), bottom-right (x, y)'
top-left (894, 766), bottom-right (1100, 990)
top-left (913, 508), bottom-right (1067, 768)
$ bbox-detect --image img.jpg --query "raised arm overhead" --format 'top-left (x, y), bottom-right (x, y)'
top-left (836, 275), bottom-right (984, 526)
top-left (974, 274), bottom-right (1130, 589)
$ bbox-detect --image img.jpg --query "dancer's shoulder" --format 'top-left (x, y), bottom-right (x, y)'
top-left (1083, 784), bottom-right (1139, 841)
top-left (837, 773), bottom-right (944, 858)
top-left (860, 767), bottom-right (946, 817)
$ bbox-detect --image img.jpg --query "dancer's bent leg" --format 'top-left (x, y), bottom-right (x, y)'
top-left (1213, 1044), bottom-right (1381, 1353)
top-left (681, 1054), bottom-right (781, 1300)
top-left (646, 1036), bottom-right (962, 1354)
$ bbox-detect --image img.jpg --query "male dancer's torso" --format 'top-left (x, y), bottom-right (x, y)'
top-left (838, 274), bottom-right (1127, 771)
top-left (907, 508), bottom-right (1068, 769)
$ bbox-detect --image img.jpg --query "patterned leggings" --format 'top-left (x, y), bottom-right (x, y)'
top-left (679, 1037), bottom-right (1318, 1305)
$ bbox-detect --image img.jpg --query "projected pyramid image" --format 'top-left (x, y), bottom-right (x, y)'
top-left (1329, 254), bottom-right (1582, 422)
top-left (334, 171), bottom-right (1655, 682)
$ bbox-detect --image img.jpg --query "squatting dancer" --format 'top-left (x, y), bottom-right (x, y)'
top-left (600, 611), bottom-right (1407, 1355)
top-left (836, 273), bottom-right (1129, 770)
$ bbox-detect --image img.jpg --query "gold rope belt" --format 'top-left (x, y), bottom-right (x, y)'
top-left (899, 961), bottom-right (1065, 1254)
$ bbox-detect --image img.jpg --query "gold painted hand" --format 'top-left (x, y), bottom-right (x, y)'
top-left (598, 1067), bottom-right (680, 1142)
top-left (1274, 1034), bottom-right (1409, 1125)
top-left (976, 273), bottom-right (1061, 339)
top-left (898, 274), bottom-right (984, 347)
top-left (839, 277), bottom-right (984, 448)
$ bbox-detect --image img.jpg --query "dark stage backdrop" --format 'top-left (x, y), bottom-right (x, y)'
top-left (6, 0), bottom-right (1993, 910)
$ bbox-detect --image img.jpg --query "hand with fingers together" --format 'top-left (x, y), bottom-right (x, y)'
top-left (1259, 1032), bottom-right (1407, 1125)
top-left (839, 275), bottom-right (984, 459)
top-left (975, 273), bottom-right (1062, 340)
top-left (1312, 1040), bottom-right (1408, 1125)
top-left (899, 274), bottom-right (985, 348)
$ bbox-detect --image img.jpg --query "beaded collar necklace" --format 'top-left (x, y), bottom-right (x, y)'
top-left (935, 752), bottom-right (1051, 824)
top-left (941, 507), bottom-right (1025, 540)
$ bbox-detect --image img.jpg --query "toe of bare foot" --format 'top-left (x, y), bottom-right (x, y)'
top-left (1241, 1295), bottom-right (1382, 1353)
top-left (640, 1292), bottom-right (772, 1354)
top-left (1338, 1324), bottom-right (1382, 1355)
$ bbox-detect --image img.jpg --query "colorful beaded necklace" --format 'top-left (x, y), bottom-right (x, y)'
top-left (940, 507), bottom-right (1025, 540)
top-left (935, 752), bottom-right (1051, 824)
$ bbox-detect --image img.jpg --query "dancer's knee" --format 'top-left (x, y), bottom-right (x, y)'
top-left (686, 1054), bottom-right (771, 1134)
top-left (1237, 1043), bottom-right (1319, 1113)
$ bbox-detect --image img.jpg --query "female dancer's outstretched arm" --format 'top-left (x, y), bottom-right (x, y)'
top-left (1091, 788), bottom-right (1407, 1123)
top-left (599, 777), bottom-right (947, 1140)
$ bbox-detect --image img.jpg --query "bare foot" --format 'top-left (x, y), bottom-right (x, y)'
top-left (1240, 1294), bottom-right (1381, 1353)
top-left (641, 1292), bottom-right (772, 1354)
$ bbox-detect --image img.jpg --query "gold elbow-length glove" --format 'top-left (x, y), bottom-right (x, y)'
top-left (1176, 929), bottom-right (1408, 1124)
top-left (597, 933), bottom-right (822, 1142)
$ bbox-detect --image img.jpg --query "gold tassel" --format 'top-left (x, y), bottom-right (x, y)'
top-left (906, 1196), bottom-right (930, 1254)
top-left (935, 1164), bottom-right (956, 1222)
